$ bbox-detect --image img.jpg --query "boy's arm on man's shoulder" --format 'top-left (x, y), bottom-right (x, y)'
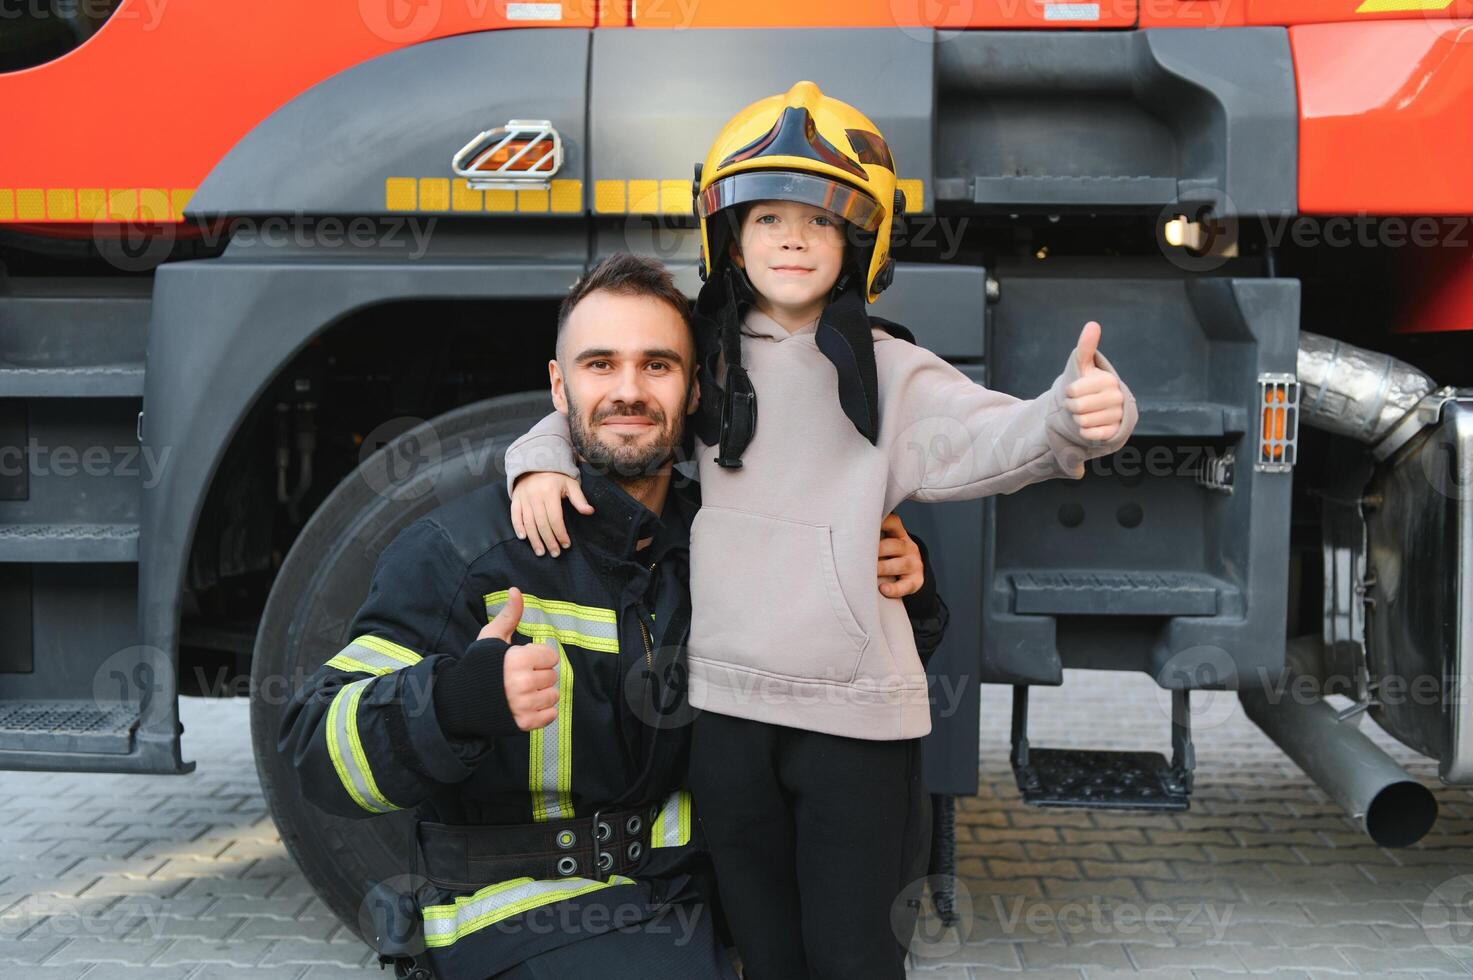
top-left (886, 344), bottom-right (1136, 503)
top-left (275, 519), bottom-right (503, 820)
top-left (503, 410), bottom-right (579, 496)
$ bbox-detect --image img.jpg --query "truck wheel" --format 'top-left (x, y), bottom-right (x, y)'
top-left (248, 391), bottom-right (552, 940)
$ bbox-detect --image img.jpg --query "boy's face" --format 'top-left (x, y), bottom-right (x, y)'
top-left (729, 199), bottom-right (846, 320)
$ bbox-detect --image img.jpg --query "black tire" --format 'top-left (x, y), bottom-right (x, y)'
top-left (248, 392), bottom-right (552, 940)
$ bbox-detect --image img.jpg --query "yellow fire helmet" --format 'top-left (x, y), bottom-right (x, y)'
top-left (693, 80), bottom-right (904, 304)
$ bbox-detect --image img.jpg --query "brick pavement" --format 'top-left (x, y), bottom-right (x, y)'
top-left (1, 671), bottom-right (1471, 978)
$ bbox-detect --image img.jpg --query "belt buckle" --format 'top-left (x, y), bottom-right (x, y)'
top-left (590, 808), bottom-right (614, 882)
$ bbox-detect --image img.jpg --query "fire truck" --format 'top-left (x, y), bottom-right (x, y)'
top-left (3, 0), bottom-right (1471, 939)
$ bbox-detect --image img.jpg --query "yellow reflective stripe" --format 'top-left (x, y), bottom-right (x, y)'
top-left (485, 590), bottom-right (616, 624)
top-left (421, 874), bottom-right (636, 947)
top-left (354, 634), bottom-right (422, 665)
top-left (651, 789), bottom-right (692, 848)
top-left (514, 622), bottom-right (619, 654)
top-left (324, 653), bottom-right (390, 676)
top-left (484, 590), bottom-right (619, 654)
top-left (326, 678), bottom-right (400, 814)
top-left (323, 636), bottom-right (423, 677)
top-left (529, 639), bottom-right (575, 821)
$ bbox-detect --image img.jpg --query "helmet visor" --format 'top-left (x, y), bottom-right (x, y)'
top-left (697, 171), bottom-right (883, 232)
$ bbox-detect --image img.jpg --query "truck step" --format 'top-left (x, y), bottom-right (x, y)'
top-left (0, 523), bottom-right (140, 562)
top-left (1010, 685), bottom-right (1196, 813)
top-left (1009, 570), bottom-right (1232, 617)
top-left (1011, 748), bottom-right (1189, 811)
top-left (0, 364), bottom-right (145, 398)
top-left (0, 699), bottom-right (139, 755)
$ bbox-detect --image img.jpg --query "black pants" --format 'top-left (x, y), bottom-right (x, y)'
top-left (391, 899), bottom-right (739, 980)
top-left (688, 711), bottom-right (932, 980)
top-left (489, 900), bottom-right (739, 979)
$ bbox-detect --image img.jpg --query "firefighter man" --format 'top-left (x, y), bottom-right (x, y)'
top-left (277, 253), bottom-right (949, 979)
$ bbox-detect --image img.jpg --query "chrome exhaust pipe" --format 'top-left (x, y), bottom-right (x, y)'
top-left (1296, 331), bottom-right (1451, 459)
top-left (1240, 637), bottom-right (1438, 848)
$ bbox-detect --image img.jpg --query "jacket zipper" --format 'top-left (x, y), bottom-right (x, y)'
top-left (639, 560), bottom-right (656, 669)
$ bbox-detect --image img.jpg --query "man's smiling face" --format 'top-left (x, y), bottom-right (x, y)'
top-left (550, 289), bottom-right (698, 477)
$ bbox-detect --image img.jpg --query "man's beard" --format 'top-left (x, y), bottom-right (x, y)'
top-left (567, 393), bottom-right (683, 485)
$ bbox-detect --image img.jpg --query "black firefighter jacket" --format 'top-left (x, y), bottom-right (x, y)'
top-left (277, 462), bottom-right (950, 978)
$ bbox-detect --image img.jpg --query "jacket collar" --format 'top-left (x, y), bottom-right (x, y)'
top-left (565, 461), bottom-right (693, 566)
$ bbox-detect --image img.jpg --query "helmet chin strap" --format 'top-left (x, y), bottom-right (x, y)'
top-left (813, 276), bottom-right (883, 446)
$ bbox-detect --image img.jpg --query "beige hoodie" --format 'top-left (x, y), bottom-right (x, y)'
top-left (505, 308), bottom-right (1138, 741)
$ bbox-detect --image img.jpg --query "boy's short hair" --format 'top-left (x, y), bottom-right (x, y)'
top-left (556, 253), bottom-right (692, 361)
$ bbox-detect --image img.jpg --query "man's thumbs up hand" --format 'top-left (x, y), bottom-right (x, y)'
top-left (479, 586), bottom-right (524, 644)
top-left (1064, 321), bottom-right (1125, 444)
top-left (481, 587), bottom-right (560, 732)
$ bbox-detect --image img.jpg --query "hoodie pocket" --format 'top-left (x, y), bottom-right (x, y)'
top-left (689, 506), bottom-right (869, 684)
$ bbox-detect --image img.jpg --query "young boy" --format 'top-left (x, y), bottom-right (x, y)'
top-left (505, 82), bottom-right (1138, 979)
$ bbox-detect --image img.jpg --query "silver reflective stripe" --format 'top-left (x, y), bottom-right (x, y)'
top-left (326, 677), bottom-right (400, 814)
top-left (651, 789), bottom-right (691, 848)
top-left (485, 590), bottom-right (619, 654)
top-left (325, 635), bottom-right (423, 676)
top-left (529, 638), bottom-right (574, 821)
top-left (421, 874), bottom-right (636, 947)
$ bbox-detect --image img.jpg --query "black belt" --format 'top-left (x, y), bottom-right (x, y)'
top-left (416, 801), bottom-right (661, 891)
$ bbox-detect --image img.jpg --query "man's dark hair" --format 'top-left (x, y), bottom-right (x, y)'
top-left (556, 253), bottom-right (691, 362)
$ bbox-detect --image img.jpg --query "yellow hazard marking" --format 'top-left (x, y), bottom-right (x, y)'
top-left (486, 188), bottom-right (517, 212)
top-left (452, 179), bottom-right (484, 212)
top-left (138, 189), bottom-right (170, 222)
top-left (627, 179), bottom-right (660, 214)
top-left (77, 189), bottom-right (107, 220)
top-left (17, 190), bottom-right (45, 221)
top-left (45, 189), bottom-right (76, 220)
top-left (385, 177), bottom-right (418, 211)
top-left (518, 188), bottom-right (550, 213)
top-left (384, 177), bottom-right (583, 214)
top-left (172, 189), bottom-right (193, 217)
top-left (107, 190), bottom-right (137, 221)
top-left (594, 179), bottom-right (626, 214)
top-left (0, 189), bottom-right (12, 221)
top-left (1356, 0), bottom-right (1452, 10)
top-left (550, 179), bottom-right (583, 213)
top-left (418, 178), bottom-right (450, 211)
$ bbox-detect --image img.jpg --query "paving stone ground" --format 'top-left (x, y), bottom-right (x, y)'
top-left (3, 672), bottom-right (1473, 978)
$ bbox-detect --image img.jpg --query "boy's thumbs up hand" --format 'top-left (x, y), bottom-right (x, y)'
top-left (1075, 320), bottom-right (1101, 376)
top-left (1063, 321), bottom-right (1125, 444)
